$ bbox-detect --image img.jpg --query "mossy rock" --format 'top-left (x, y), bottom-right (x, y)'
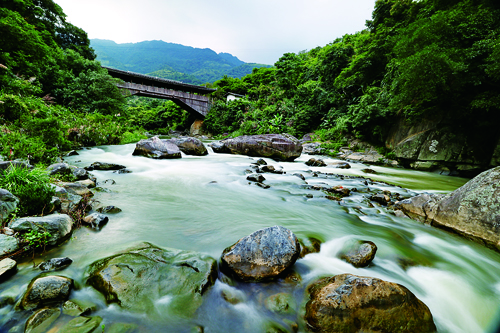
top-left (86, 242), bottom-right (217, 320)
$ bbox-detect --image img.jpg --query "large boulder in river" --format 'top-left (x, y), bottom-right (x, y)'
top-left (395, 166), bottom-right (500, 251)
top-left (86, 242), bottom-right (217, 319)
top-left (167, 137), bottom-right (208, 156)
top-left (305, 274), bottom-right (436, 332)
top-left (8, 214), bottom-right (73, 246)
top-left (0, 234), bottom-right (19, 257)
top-left (18, 275), bottom-right (74, 310)
top-left (211, 134), bottom-right (303, 161)
top-left (133, 136), bottom-right (181, 159)
top-left (220, 225), bottom-right (301, 282)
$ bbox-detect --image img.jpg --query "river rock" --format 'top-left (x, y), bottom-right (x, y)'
top-left (46, 163), bottom-right (71, 176)
top-left (63, 299), bottom-right (97, 316)
top-left (0, 234), bottom-right (19, 257)
top-left (132, 136), bottom-right (181, 159)
top-left (83, 213), bottom-right (109, 229)
top-left (167, 137), bottom-right (208, 156)
top-left (305, 274), bottom-right (437, 332)
top-left (298, 237), bottom-right (322, 258)
top-left (9, 214), bottom-right (73, 246)
top-left (211, 134), bottom-right (303, 161)
top-left (70, 166), bottom-right (91, 181)
top-left (38, 257), bottom-right (73, 271)
top-left (302, 142), bottom-right (324, 155)
top-left (265, 293), bottom-right (296, 315)
top-left (0, 258), bottom-right (17, 281)
top-left (220, 225), bottom-right (301, 282)
top-left (85, 162), bottom-right (126, 171)
top-left (0, 160), bottom-right (32, 172)
top-left (57, 182), bottom-right (94, 197)
top-left (371, 193), bottom-right (391, 206)
top-left (86, 242), bottom-right (217, 318)
top-left (247, 173), bottom-right (266, 183)
top-left (330, 161), bottom-right (351, 169)
top-left (58, 316), bottom-right (103, 333)
top-left (340, 240), bottom-right (377, 267)
top-left (25, 307), bottom-right (61, 333)
top-left (96, 205), bottom-right (122, 214)
top-left (305, 158), bottom-right (326, 167)
top-left (396, 166), bottom-right (500, 251)
top-left (18, 275), bottom-right (74, 310)
top-left (0, 189), bottom-right (19, 222)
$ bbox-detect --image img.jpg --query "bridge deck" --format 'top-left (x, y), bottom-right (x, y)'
top-left (104, 66), bottom-right (216, 117)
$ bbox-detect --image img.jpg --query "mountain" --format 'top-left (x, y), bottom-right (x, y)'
top-left (90, 39), bottom-right (271, 84)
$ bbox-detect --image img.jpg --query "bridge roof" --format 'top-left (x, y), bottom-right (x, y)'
top-left (103, 66), bottom-right (216, 95)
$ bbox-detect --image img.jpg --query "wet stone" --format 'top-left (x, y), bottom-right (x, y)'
top-left (340, 240), bottom-right (377, 268)
top-left (305, 158), bottom-right (326, 167)
top-left (25, 307), bottom-right (61, 333)
top-left (256, 183), bottom-right (271, 189)
top-left (220, 225), bottom-right (300, 282)
top-left (38, 257), bottom-right (73, 271)
top-left (247, 173), bottom-right (266, 183)
top-left (96, 206), bottom-right (122, 214)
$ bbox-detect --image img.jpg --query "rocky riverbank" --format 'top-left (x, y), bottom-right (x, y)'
top-left (1, 134), bottom-right (499, 332)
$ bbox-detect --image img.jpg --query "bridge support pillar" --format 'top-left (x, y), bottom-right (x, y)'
top-left (189, 118), bottom-right (205, 136)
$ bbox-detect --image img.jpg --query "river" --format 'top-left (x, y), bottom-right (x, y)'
top-left (1, 142), bottom-right (500, 332)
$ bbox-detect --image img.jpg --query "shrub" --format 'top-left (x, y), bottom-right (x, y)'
top-left (0, 165), bottom-right (55, 217)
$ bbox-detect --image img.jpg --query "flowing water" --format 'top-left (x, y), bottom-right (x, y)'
top-left (1, 143), bottom-right (500, 332)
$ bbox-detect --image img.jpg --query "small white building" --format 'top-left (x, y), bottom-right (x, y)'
top-left (226, 92), bottom-right (245, 102)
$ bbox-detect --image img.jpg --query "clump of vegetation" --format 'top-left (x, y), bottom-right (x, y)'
top-left (0, 165), bottom-right (55, 217)
top-left (203, 0), bottom-right (500, 162)
top-left (22, 226), bottom-right (51, 250)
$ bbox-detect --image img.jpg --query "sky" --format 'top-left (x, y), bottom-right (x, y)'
top-left (54, 0), bottom-right (377, 65)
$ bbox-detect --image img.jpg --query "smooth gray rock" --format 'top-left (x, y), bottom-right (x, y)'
top-left (247, 173), bottom-right (266, 183)
top-left (220, 226), bottom-right (300, 282)
top-left (24, 307), bottom-right (61, 333)
top-left (86, 242), bottom-right (217, 319)
top-left (212, 134), bottom-right (303, 161)
top-left (38, 257), bottom-right (73, 271)
top-left (46, 163), bottom-right (71, 176)
top-left (85, 162), bottom-right (126, 171)
top-left (18, 275), bottom-right (74, 310)
top-left (305, 158), bottom-right (326, 167)
top-left (56, 182), bottom-right (93, 196)
top-left (340, 240), bottom-right (378, 268)
top-left (396, 166), bottom-right (500, 251)
top-left (167, 137), bottom-right (208, 156)
top-left (8, 214), bottom-right (73, 246)
top-left (58, 316), bottom-right (102, 333)
top-left (83, 213), bottom-right (108, 230)
top-left (96, 206), bottom-right (121, 214)
top-left (0, 160), bottom-right (32, 172)
top-left (63, 299), bottom-right (97, 316)
top-left (0, 234), bottom-right (19, 256)
top-left (0, 258), bottom-right (17, 281)
top-left (0, 189), bottom-right (19, 222)
top-left (132, 136), bottom-right (181, 159)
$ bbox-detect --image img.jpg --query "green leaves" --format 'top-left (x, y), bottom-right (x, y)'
top-left (0, 165), bottom-right (55, 217)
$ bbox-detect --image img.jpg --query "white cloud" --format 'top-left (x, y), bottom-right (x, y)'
top-left (54, 0), bottom-right (376, 64)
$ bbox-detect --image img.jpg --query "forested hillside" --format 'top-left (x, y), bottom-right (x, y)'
top-left (204, 0), bottom-right (500, 171)
top-left (91, 39), bottom-right (271, 84)
top-left (0, 0), bottom-right (185, 164)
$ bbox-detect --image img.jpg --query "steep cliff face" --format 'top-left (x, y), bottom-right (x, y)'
top-left (386, 118), bottom-right (500, 177)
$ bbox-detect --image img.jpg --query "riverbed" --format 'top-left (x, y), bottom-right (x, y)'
top-left (1, 143), bottom-right (500, 332)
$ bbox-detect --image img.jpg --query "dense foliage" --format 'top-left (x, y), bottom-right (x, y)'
top-left (204, 0), bottom-right (500, 157)
top-left (91, 39), bottom-right (272, 84)
top-left (0, 1), bottom-right (191, 168)
top-left (0, 165), bottom-right (55, 217)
